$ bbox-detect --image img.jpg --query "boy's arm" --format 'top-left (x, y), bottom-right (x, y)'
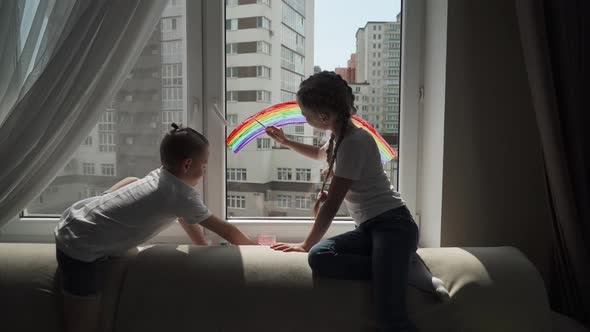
top-left (179, 218), bottom-right (208, 245)
top-left (200, 215), bottom-right (257, 245)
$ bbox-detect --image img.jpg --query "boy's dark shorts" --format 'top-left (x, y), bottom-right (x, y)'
top-left (56, 248), bottom-right (107, 297)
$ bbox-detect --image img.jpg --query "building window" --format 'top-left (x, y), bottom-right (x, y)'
top-left (257, 66), bottom-right (271, 78)
top-left (101, 163), bottom-right (115, 176)
top-left (162, 87), bottom-right (183, 109)
top-left (99, 111), bottom-right (116, 132)
top-left (161, 40), bottom-right (182, 56)
top-left (98, 111), bottom-right (116, 152)
top-left (98, 133), bottom-right (115, 152)
top-left (82, 163), bottom-right (95, 175)
top-left (227, 168), bottom-right (247, 181)
top-left (226, 43), bottom-right (238, 54)
top-left (257, 138), bottom-right (271, 149)
top-left (228, 195), bottom-right (246, 209)
top-left (281, 24), bottom-right (305, 53)
top-left (226, 19), bottom-right (237, 30)
top-left (295, 195), bottom-right (312, 209)
top-left (277, 168), bottom-right (292, 181)
top-left (227, 91), bottom-right (237, 102)
top-left (162, 110), bottom-right (183, 131)
top-left (295, 168), bottom-right (311, 182)
top-left (277, 194), bottom-right (291, 208)
top-left (162, 63), bottom-right (183, 86)
top-left (226, 67), bottom-right (238, 78)
top-left (161, 17), bottom-right (179, 32)
top-left (257, 17), bottom-right (271, 29)
top-left (281, 46), bottom-right (305, 75)
top-left (228, 114), bottom-right (238, 125)
top-left (257, 90), bottom-right (271, 102)
top-left (281, 90), bottom-right (296, 102)
top-left (282, 5), bottom-right (304, 35)
top-left (281, 69), bottom-right (304, 93)
top-left (257, 41), bottom-right (271, 54)
top-left (83, 136), bottom-right (92, 146)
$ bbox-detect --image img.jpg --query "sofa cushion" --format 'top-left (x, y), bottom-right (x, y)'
top-left (0, 243), bottom-right (132, 332)
top-left (113, 245), bottom-right (552, 332)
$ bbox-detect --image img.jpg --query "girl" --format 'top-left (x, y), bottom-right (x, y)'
top-left (266, 72), bottom-right (447, 332)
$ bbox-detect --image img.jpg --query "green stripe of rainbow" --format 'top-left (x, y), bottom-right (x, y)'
top-left (226, 101), bottom-right (396, 164)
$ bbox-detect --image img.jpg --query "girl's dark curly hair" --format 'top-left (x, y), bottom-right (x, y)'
top-left (296, 71), bottom-right (356, 217)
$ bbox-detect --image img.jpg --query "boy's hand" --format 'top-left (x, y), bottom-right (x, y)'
top-left (270, 242), bottom-right (309, 252)
top-left (265, 126), bottom-right (288, 145)
top-left (201, 215), bottom-right (257, 245)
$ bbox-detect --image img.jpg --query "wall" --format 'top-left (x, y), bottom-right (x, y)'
top-left (440, 0), bottom-right (553, 281)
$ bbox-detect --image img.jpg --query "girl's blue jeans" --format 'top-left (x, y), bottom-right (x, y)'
top-left (308, 205), bottom-right (419, 332)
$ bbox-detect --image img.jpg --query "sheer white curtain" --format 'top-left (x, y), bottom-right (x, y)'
top-left (0, 0), bottom-right (167, 227)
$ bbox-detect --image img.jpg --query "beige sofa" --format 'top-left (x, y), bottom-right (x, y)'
top-left (0, 243), bottom-right (587, 332)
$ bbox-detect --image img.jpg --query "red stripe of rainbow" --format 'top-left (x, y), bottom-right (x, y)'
top-left (226, 101), bottom-right (396, 164)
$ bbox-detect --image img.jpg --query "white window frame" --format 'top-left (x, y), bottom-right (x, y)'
top-left (82, 162), bottom-right (95, 175)
top-left (227, 195), bottom-right (246, 209)
top-left (256, 90), bottom-right (271, 102)
top-left (294, 195), bottom-right (312, 210)
top-left (256, 66), bottom-right (271, 78)
top-left (256, 137), bottom-right (271, 149)
top-left (100, 163), bottom-right (116, 176)
top-left (277, 167), bottom-right (292, 181)
top-left (227, 168), bottom-right (247, 182)
top-left (227, 114), bottom-right (238, 125)
top-left (7, 0), bottom-right (424, 246)
top-left (295, 168), bottom-right (311, 182)
top-left (277, 195), bottom-right (291, 208)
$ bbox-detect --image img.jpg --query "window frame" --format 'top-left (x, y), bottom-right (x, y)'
top-left (7, 0), bottom-right (424, 245)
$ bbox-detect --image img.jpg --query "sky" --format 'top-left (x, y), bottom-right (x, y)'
top-left (313, 0), bottom-right (402, 71)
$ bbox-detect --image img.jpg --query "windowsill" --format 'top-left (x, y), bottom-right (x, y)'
top-left (1, 217), bottom-right (356, 244)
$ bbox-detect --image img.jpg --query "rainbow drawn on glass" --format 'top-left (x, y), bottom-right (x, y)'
top-left (226, 101), bottom-right (397, 164)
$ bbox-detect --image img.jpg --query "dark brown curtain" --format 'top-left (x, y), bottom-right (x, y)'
top-left (516, 0), bottom-right (590, 327)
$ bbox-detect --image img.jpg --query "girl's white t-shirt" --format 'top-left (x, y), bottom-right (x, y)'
top-left (332, 127), bottom-right (405, 225)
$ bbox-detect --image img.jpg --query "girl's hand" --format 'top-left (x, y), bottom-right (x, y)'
top-left (265, 126), bottom-right (288, 145)
top-left (321, 168), bottom-right (334, 179)
top-left (270, 242), bottom-right (309, 252)
top-left (317, 190), bottom-right (328, 202)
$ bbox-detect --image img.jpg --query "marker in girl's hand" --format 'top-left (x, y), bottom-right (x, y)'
top-left (252, 117), bottom-right (266, 128)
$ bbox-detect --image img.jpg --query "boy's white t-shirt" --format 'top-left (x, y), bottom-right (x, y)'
top-left (331, 126), bottom-right (405, 225)
top-left (54, 167), bottom-right (212, 262)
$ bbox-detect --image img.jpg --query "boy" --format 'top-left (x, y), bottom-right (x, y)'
top-left (54, 123), bottom-right (256, 332)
